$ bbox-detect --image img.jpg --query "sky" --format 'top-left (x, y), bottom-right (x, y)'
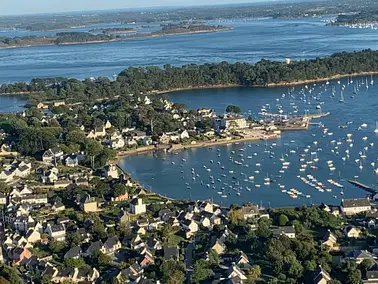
top-left (1, 0), bottom-right (279, 16)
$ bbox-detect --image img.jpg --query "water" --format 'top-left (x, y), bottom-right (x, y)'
top-left (120, 76), bottom-right (378, 207)
top-left (1, 17), bottom-right (378, 83)
top-left (0, 96), bottom-right (27, 113)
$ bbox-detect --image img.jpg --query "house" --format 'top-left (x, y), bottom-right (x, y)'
top-left (26, 229), bottom-right (41, 244)
top-left (344, 226), bottom-right (362, 238)
top-left (117, 263), bottom-right (143, 283)
top-left (54, 179), bottom-right (72, 189)
top-left (53, 101), bottom-right (66, 107)
top-left (197, 108), bottom-right (214, 118)
top-left (182, 219), bottom-right (199, 234)
top-left (80, 194), bottom-right (98, 213)
top-left (344, 250), bottom-right (376, 264)
top-left (13, 165), bottom-right (31, 178)
top-left (322, 230), bottom-right (338, 251)
top-left (179, 130), bottom-right (189, 140)
top-left (366, 270), bottom-right (378, 284)
top-left (104, 164), bottom-right (119, 179)
top-left (105, 120), bottom-right (112, 129)
top-left (211, 238), bottom-right (227, 255)
top-left (313, 265), bottom-right (332, 284)
top-left (0, 170), bottom-right (15, 183)
top-left (198, 201), bottom-right (214, 214)
top-left (104, 236), bottom-right (121, 254)
top-left (64, 246), bottom-right (82, 259)
top-left (111, 138), bottom-right (125, 149)
top-left (212, 114), bottom-right (248, 130)
top-left (112, 191), bottom-right (129, 202)
top-left (42, 147), bottom-right (64, 164)
top-left (242, 205), bottom-right (260, 220)
top-left (272, 226), bottom-right (296, 239)
top-left (65, 155), bottom-right (79, 167)
top-left (20, 194), bottom-right (48, 204)
top-left (46, 224), bottom-right (66, 241)
top-left (341, 198), bottom-right (371, 215)
top-left (139, 251), bottom-right (155, 267)
top-left (234, 251), bottom-right (250, 268)
top-left (10, 247), bottom-right (32, 265)
top-left (146, 238), bottom-right (162, 251)
top-left (227, 264), bottom-right (247, 280)
top-left (85, 241), bottom-right (105, 257)
top-left (130, 198), bottom-right (147, 215)
top-left (163, 246), bottom-right (179, 261)
top-left (53, 267), bottom-right (100, 283)
top-left (0, 193), bottom-right (7, 205)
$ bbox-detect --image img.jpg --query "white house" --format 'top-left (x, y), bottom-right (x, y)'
top-left (111, 138), bottom-right (125, 149)
top-left (104, 165), bottom-right (119, 179)
top-left (130, 198), bottom-right (147, 215)
top-left (46, 224), bottom-right (66, 242)
top-left (42, 147), bottom-right (64, 164)
top-left (65, 155), bottom-right (79, 167)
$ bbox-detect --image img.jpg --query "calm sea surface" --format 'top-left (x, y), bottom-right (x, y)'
top-left (1, 17), bottom-right (378, 83)
top-left (120, 76), bottom-right (378, 207)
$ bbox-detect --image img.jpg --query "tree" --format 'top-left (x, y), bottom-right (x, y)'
top-left (160, 260), bottom-right (185, 284)
top-left (228, 208), bottom-right (244, 225)
top-left (0, 266), bottom-right (22, 284)
top-left (91, 250), bottom-right (112, 269)
top-left (64, 257), bottom-right (87, 268)
top-left (167, 269), bottom-right (185, 284)
top-left (360, 258), bottom-right (374, 270)
top-left (0, 182), bottom-right (9, 194)
top-left (48, 240), bottom-right (67, 253)
top-left (226, 105), bottom-right (241, 114)
top-left (246, 265), bottom-right (262, 284)
top-left (208, 249), bottom-right (220, 266)
top-left (278, 214), bottom-right (289, 226)
top-left (192, 259), bottom-right (214, 284)
top-left (0, 277), bottom-right (10, 284)
top-left (84, 139), bottom-right (103, 168)
top-left (113, 183), bottom-right (127, 197)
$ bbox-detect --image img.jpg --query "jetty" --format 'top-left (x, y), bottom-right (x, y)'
top-left (348, 180), bottom-right (378, 194)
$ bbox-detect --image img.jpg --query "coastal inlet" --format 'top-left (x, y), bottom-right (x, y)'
top-left (120, 75), bottom-right (378, 207)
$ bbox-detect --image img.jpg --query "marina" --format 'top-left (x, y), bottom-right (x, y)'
top-left (120, 74), bottom-right (378, 207)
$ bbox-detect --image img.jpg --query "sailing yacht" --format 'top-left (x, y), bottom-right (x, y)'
top-left (339, 90), bottom-right (344, 103)
top-left (374, 121), bottom-right (378, 134)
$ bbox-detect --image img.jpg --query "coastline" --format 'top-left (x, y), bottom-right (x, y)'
top-left (113, 133), bottom-right (281, 163)
top-left (0, 28), bottom-right (232, 50)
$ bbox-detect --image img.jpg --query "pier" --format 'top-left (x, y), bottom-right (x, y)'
top-left (348, 180), bottom-right (378, 194)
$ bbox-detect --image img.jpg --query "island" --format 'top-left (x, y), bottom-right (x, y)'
top-left (1, 49), bottom-right (378, 98)
top-left (0, 22), bottom-right (231, 49)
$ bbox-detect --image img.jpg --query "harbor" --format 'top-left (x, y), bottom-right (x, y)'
top-left (120, 74), bottom-right (378, 207)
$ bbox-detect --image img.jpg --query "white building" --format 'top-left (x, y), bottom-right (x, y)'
top-left (130, 198), bottom-right (147, 215)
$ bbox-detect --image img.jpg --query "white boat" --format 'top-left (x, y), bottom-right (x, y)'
top-left (374, 121), bottom-right (378, 134)
top-left (361, 123), bottom-right (368, 128)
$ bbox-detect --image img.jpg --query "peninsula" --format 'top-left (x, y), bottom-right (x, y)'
top-left (1, 49), bottom-right (378, 101)
top-left (328, 11), bottom-right (378, 29)
top-left (0, 22), bottom-right (231, 49)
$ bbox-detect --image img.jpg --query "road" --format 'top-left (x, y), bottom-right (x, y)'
top-left (185, 241), bottom-right (194, 283)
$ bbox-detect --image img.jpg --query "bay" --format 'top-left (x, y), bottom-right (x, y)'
top-left (1, 17), bottom-right (378, 83)
top-left (120, 76), bottom-right (378, 207)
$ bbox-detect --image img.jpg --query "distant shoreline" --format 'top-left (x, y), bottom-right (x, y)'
top-left (0, 27), bottom-right (233, 50)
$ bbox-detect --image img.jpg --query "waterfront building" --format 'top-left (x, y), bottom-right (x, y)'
top-left (341, 198), bottom-right (371, 215)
